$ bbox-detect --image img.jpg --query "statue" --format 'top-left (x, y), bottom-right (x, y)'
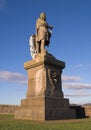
top-left (29, 12), bottom-right (53, 59)
top-left (36, 12), bottom-right (53, 53)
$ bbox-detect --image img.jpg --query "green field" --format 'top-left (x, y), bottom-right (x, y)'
top-left (0, 114), bottom-right (91, 130)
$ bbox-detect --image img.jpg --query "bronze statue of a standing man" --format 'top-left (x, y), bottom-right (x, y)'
top-left (36, 12), bottom-right (53, 53)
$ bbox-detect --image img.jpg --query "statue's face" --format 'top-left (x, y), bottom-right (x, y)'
top-left (40, 13), bottom-right (46, 20)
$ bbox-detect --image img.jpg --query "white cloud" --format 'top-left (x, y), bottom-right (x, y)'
top-left (64, 90), bottom-right (91, 97)
top-left (0, 71), bottom-right (27, 85)
top-left (62, 75), bottom-right (91, 104)
top-left (65, 93), bottom-right (91, 97)
top-left (73, 63), bottom-right (91, 69)
top-left (62, 75), bottom-right (81, 82)
top-left (63, 83), bottom-right (91, 90)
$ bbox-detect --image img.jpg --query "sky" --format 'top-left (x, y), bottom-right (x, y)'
top-left (0, 0), bottom-right (91, 105)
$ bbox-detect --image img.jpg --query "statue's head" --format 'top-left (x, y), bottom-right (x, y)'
top-left (40, 12), bottom-right (46, 20)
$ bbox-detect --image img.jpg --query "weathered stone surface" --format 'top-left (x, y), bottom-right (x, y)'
top-left (15, 51), bottom-right (76, 120)
top-left (24, 51), bottom-right (65, 98)
top-left (15, 97), bottom-right (75, 120)
top-left (70, 105), bottom-right (86, 118)
top-left (83, 105), bottom-right (91, 117)
top-left (0, 105), bottom-right (19, 114)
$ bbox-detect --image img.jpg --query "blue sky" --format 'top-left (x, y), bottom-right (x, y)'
top-left (0, 0), bottom-right (91, 105)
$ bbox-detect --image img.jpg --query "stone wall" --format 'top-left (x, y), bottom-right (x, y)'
top-left (83, 105), bottom-right (91, 118)
top-left (0, 104), bottom-right (91, 118)
top-left (70, 105), bottom-right (91, 118)
top-left (70, 105), bottom-right (85, 118)
top-left (0, 105), bottom-right (19, 114)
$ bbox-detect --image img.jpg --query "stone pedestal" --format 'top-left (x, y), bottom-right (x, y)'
top-left (15, 51), bottom-right (76, 120)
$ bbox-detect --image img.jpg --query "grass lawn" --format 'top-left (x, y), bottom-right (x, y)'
top-left (0, 114), bottom-right (91, 130)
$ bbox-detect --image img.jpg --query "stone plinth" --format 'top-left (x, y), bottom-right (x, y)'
top-left (15, 51), bottom-right (76, 120)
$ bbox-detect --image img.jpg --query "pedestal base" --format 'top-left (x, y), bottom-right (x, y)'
top-left (15, 97), bottom-right (76, 120)
top-left (15, 52), bottom-right (76, 120)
